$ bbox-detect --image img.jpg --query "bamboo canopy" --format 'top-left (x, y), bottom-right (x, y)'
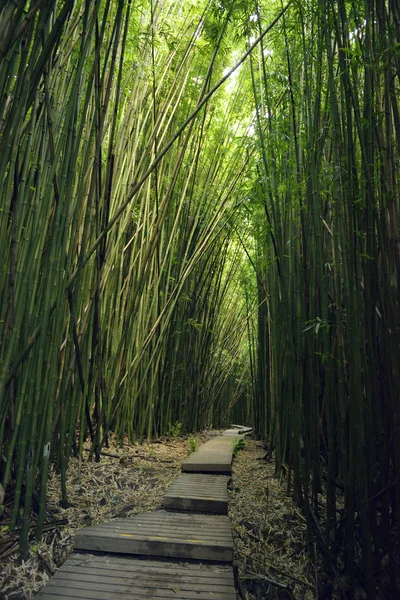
top-left (0, 0), bottom-right (399, 596)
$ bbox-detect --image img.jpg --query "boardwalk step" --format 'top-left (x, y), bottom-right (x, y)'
top-left (163, 473), bottom-right (230, 513)
top-left (230, 425), bottom-right (253, 434)
top-left (74, 510), bottom-right (233, 562)
top-left (223, 428), bottom-right (250, 436)
top-left (36, 553), bottom-right (238, 599)
top-left (182, 436), bottom-right (240, 474)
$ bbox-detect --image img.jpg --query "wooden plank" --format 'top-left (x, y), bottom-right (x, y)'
top-left (37, 588), bottom-right (235, 600)
top-left (37, 585), bottom-right (236, 599)
top-left (45, 572), bottom-right (235, 592)
top-left (59, 554), bottom-right (234, 580)
top-left (36, 554), bottom-right (238, 599)
top-left (37, 592), bottom-right (235, 600)
top-left (182, 435), bottom-right (238, 474)
top-left (80, 518), bottom-right (232, 536)
top-left (230, 425), bottom-right (253, 434)
top-left (73, 535), bottom-right (232, 562)
top-left (74, 511), bottom-right (233, 562)
top-left (164, 474), bottom-right (229, 513)
top-left (43, 578), bottom-right (235, 598)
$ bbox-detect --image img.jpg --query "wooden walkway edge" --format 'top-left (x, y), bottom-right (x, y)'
top-left (36, 426), bottom-right (252, 600)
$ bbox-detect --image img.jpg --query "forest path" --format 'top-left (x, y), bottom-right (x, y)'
top-left (36, 427), bottom-right (252, 600)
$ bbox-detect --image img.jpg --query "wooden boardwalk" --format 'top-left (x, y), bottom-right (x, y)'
top-left (164, 473), bottom-right (230, 513)
top-left (74, 510), bottom-right (233, 561)
top-left (182, 429), bottom-right (247, 474)
top-left (36, 426), bottom-right (252, 599)
top-left (37, 554), bottom-right (236, 599)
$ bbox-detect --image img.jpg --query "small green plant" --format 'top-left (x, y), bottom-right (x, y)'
top-left (187, 436), bottom-right (197, 454)
top-left (167, 421), bottom-right (182, 437)
top-left (232, 438), bottom-right (246, 458)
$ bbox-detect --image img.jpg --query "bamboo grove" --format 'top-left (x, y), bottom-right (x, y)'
top-left (246, 0), bottom-right (400, 595)
top-left (0, 0), bottom-right (256, 549)
top-left (0, 0), bottom-right (399, 597)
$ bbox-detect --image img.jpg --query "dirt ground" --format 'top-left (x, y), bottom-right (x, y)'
top-left (0, 432), bottom-right (317, 600)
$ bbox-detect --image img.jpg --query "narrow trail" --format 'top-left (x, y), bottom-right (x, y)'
top-left (36, 427), bottom-right (252, 599)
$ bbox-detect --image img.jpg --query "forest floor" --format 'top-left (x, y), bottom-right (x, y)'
top-left (1, 432), bottom-right (322, 600)
top-left (230, 441), bottom-right (316, 600)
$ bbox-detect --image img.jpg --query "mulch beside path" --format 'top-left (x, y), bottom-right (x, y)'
top-left (1, 433), bottom-right (316, 600)
top-left (229, 440), bottom-right (315, 600)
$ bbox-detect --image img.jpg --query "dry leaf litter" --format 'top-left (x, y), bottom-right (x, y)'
top-left (1, 432), bottom-right (321, 600)
top-left (229, 439), bottom-right (316, 600)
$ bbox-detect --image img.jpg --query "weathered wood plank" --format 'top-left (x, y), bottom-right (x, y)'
top-left (59, 554), bottom-right (234, 580)
top-left (182, 436), bottom-right (237, 474)
top-left (230, 425), bottom-right (253, 434)
top-left (164, 474), bottom-right (229, 513)
top-left (38, 589), bottom-right (235, 600)
top-left (36, 554), bottom-right (237, 599)
top-left (74, 511), bottom-right (233, 562)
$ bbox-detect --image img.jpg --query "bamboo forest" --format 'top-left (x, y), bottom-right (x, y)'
top-left (0, 0), bottom-right (399, 598)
